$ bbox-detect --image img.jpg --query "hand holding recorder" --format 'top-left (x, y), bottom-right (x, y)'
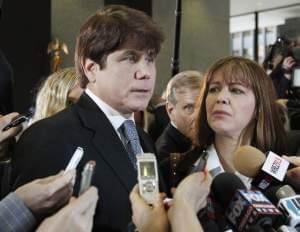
top-left (37, 186), bottom-right (98, 232)
top-left (0, 112), bottom-right (22, 142)
top-left (15, 170), bottom-right (75, 216)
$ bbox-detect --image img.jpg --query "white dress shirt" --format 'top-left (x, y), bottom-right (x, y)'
top-left (195, 144), bottom-right (252, 188)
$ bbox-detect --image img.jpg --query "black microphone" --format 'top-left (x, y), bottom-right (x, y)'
top-left (264, 185), bottom-right (300, 228)
top-left (211, 173), bottom-right (282, 231)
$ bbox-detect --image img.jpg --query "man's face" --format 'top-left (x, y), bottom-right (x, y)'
top-left (88, 48), bottom-right (156, 114)
top-left (167, 88), bottom-right (199, 138)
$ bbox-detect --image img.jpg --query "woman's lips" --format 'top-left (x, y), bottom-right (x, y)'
top-left (212, 110), bottom-right (231, 117)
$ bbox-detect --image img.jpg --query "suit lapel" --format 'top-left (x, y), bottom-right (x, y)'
top-left (75, 94), bottom-right (137, 192)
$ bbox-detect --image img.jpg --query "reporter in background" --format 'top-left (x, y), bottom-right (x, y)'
top-left (156, 70), bottom-right (203, 162)
top-left (129, 172), bottom-right (211, 232)
top-left (262, 37), bottom-right (297, 99)
top-left (29, 67), bottom-right (83, 126)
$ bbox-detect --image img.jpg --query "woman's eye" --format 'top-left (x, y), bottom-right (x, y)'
top-left (208, 87), bottom-right (219, 93)
top-left (231, 88), bottom-right (244, 94)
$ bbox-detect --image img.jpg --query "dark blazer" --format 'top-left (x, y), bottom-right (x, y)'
top-left (11, 93), bottom-right (162, 232)
top-left (155, 123), bottom-right (192, 163)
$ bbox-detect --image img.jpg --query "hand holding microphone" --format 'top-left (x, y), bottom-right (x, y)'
top-left (282, 156), bottom-right (300, 182)
top-left (232, 145), bottom-right (299, 192)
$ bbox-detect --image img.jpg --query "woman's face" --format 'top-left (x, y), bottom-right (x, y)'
top-left (205, 70), bottom-right (256, 139)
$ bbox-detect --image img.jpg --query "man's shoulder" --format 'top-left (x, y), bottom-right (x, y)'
top-left (25, 107), bottom-right (78, 135)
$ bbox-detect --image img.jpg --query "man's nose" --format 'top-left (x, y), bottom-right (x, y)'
top-left (135, 61), bottom-right (152, 80)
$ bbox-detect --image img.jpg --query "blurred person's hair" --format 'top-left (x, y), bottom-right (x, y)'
top-left (30, 67), bottom-right (80, 125)
top-left (166, 70), bottom-right (203, 105)
top-left (262, 36), bottom-right (294, 70)
top-left (75, 4), bottom-right (164, 88)
top-left (194, 56), bottom-right (287, 154)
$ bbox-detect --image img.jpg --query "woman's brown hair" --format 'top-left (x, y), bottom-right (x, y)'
top-left (193, 56), bottom-right (286, 154)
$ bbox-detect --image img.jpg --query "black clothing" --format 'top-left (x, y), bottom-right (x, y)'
top-left (148, 104), bottom-right (169, 142)
top-left (155, 123), bottom-right (191, 163)
top-left (0, 49), bottom-right (14, 114)
top-left (11, 93), bottom-right (166, 232)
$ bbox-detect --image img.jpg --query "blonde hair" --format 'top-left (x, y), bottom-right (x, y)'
top-left (30, 67), bottom-right (80, 125)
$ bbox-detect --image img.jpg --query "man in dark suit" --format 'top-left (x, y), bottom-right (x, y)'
top-left (11, 5), bottom-right (164, 232)
top-left (156, 70), bottom-right (203, 163)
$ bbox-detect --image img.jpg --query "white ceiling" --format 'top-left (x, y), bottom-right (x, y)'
top-left (230, 0), bottom-right (300, 15)
top-left (230, 0), bottom-right (300, 33)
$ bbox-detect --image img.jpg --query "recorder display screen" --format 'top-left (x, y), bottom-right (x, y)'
top-left (293, 68), bottom-right (300, 87)
top-left (140, 162), bottom-right (155, 177)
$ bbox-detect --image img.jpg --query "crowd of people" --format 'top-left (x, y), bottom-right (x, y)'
top-left (0, 3), bottom-right (300, 232)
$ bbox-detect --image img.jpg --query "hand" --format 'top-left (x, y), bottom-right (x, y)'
top-left (172, 171), bottom-right (212, 213)
top-left (129, 185), bottom-right (169, 232)
top-left (15, 170), bottom-right (75, 216)
top-left (37, 187), bottom-right (98, 232)
top-left (282, 56), bottom-right (296, 71)
top-left (283, 156), bottom-right (300, 182)
top-left (0, 112), bottom-right (22, 143)
top-left (167, 172), bottom-right (210, 232)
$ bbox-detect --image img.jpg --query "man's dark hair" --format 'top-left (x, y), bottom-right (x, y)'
top-left (75, 4), bottom-right (164, 87)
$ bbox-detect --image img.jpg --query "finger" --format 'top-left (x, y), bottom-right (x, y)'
top-left (282, 156), bottom-right (300, 166)
top-left (170, 187), bottom-right (176, 196)
top-left (287, 167), bottom-right (300, 180)
top-left (0, 125), bottom-right (22, 140)
top-left (47, 183), bottom-right (74, 212)
top-left (46, 170), bottom-right (75, 194)
top-left (0, 112), bottom-right (21, 141)
top-left (70, 187), bottom-right (99, 214)
top-left (129, 185), bottom-right (148, 209)
top-left (129, 185), bottom-right (139, 203)
top-left (0, 112), bottom-right (19, 127)
top-left (152, 192), bottom-right (165, 208)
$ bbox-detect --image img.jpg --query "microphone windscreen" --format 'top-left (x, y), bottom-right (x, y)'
top-left (263, 185), bottom-right (282, 205)
top-left (210, 172), bottom-right (246, 209)
top-left (233, 145), bottom-right (266, 178)
top-left (276, 185), bottom-right (296, 199)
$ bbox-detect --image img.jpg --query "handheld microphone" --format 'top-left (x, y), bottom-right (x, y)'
top-left (233, 146), bottom-right (293, 191)
top-left (211, 173), bottom-right (282, 231)
top-left (265, 185), bottom-right (300, 228)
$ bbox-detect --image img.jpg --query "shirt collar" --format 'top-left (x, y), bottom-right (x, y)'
top-left (85, 88), bottom-right (135, 131)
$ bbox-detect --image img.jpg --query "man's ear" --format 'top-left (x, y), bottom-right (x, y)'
top-left (166, 101), bottom-right (175, 118)
top-left (82, 58), bottom-right (100, 83)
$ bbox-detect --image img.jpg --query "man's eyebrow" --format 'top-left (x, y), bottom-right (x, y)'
top-left (121, 50), bottom-right (140, 56)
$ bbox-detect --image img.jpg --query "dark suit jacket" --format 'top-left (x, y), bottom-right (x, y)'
top-left (155, 123), bottom-right (191, 162)
top-left (11, 93), bottom-right (162, 232)
top-left (0, 49), bottom-right (14, 114)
